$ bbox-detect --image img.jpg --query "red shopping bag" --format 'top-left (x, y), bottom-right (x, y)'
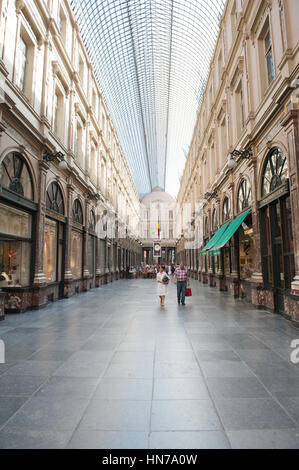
top-left (185, 287), bottom-right (192, 297)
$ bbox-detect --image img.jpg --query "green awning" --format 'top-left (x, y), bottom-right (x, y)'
top-left (199, 222), bottom-right (230, 256)
top-left (209, 210), bottom-right (251, 256)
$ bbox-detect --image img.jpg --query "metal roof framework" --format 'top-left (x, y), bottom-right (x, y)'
top-left (70, 0), bottom-right (226, 198)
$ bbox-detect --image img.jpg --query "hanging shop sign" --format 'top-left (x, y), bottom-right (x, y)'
top-left (153, 242), bottom-right (161, 258)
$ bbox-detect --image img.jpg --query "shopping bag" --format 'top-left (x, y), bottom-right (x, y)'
top-left (185, 287), bottom-right (192, 297)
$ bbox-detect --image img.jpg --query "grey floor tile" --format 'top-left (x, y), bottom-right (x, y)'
top-left (200, 361), bottom-right (253, 378)
top-left (259, 376), bottom-right (299, 397)
top-left (94, 378), bottom-right (153, 400)
top-left (206, 377), bottom-right (270, 399)
top-left (53, 361), bottom-right (107, 378)
top-left (278, 397), bottom-right (299, 425)
top-left (0, 375), bottom-right (46, 396)
top-left (154, 378), bottom-right (209, 400)
top-left (104, 362), bottom-right (153, 379)
top-left (29, 350), bottom-right (75, 362)
top-left (245, 361), bottom-right (299, 379)
top-left (149, 431), bottom-right (230, 449)
top-left (195, 350), bottom-right (241, 362)
top-left (214, 397), bottom-right (297, 430)
top-left (154, 361), bottom-right (202, 378)
top-left (67, 430), bottom-right (148, 449)
top-left (4, 395), bottom-right (89, 431)
top-left (151, 400), bottom-right (221, 431)
top-left (36, 376), bottom-right (98, 398)
top-left (227, 428), bottom-right (299, 449)
top-left (0, 396), bottom-right (28, 427)
top-left (4, 360), bottom-right (62, 377)
top-left (0, 428), bottom-right (73, 449)
top-left (79, 400), bottom-right (151, 431)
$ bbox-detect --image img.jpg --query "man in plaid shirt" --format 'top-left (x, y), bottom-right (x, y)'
top-left (174, 263), bottom-right (190, 305)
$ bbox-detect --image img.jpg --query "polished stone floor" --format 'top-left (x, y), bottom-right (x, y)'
top-left (0, 278), bottom-right (299, 449)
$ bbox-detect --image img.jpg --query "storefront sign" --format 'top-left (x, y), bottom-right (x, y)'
top-left (258, 181), bottom-right (289, 208)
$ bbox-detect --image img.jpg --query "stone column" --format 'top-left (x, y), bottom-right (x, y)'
top-left (33, 161), bottom-right (48, 287)
top-left (249, 156), bottom-right (265, 307)
top-left (64, 182), bottom-right (74, 293)
top-left (82, 199), bottom-right (90, 288)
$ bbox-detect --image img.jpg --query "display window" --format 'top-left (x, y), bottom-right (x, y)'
top-left (0, 201), bottom-right (33, 288)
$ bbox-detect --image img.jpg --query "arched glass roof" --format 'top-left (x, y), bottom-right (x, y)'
top-left (70, 0), bottom-right (226, 198)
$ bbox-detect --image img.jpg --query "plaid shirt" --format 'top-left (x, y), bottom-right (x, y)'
top-left (175, 267), bottom-right (189, 282)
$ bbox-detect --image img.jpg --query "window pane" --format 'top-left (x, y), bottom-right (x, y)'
top-left (19, 38), bottom-right (27, 91)
top-left (43, 218), bottom-right (57, 282)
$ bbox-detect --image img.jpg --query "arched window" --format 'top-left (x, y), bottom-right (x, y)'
top-left (89, 210), bottom-right (96, 231)
top-left (0, 152), bottom-right (34, 199)
top-left (72, 199), bottom-right (83, 224)
top-left (46, 182), bottom-right (64, 214)
top-left (212, 208), bottom-right (218, 231)
top-left (222, 197), bottom-right (231, 222)
top-left (261, 147), bottom-right (288, 197)
top-left (237, 178), bottom-right (252, 213)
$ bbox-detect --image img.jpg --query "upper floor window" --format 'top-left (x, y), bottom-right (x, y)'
top-left (235, 79), bottom-right (245, 137)
top-left (74, 121), bottom-right (83, 166)
top-left (58, 7), bottom-right (67, 45)
top-left (53, 89), bottom-right (64, 139)
top-left (89, 210), bottom-right (96, 231)
top-left (259, 18), bottom-right (274, 93)
top-left (18, 37), bottom-right (27, 92)
top-left (222, 196), bottom-right (231, 222)
top-left (0, 152), bottom-right (33, 200)
top-left (212, 208), bottom-right (218, 231)
top-left (261, 148), bottom-right (288, 197)
top-left (78, 55), bottom-right (84, 85)
top-left (72, 199), bottom-right (83, 224)
top-left (264, 29), bottom-right (274, 86)
top-left (237, 178), bottom-right (251, 213)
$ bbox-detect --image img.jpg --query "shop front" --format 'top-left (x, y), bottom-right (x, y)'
top-left (88, 210), bottom-right (97, 287)
top-left (258, 147), bottom-right (295, 315)
top-left (0, 151), bottom-right (37, 312)
top-left (44, 181), bottom-right (66, 301)
top-left (70, 199), bottom-right (84, 293)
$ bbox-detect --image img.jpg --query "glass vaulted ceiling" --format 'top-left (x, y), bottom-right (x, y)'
top-left (70, 0), bottom-right (226, 198)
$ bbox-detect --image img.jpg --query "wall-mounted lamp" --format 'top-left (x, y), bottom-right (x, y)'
top-left (43, 149), bottom-right (68, 170)
top-left (87, 191), bottom-right (101, 201)
top-left (227, 148), bottom-right (253, 169)
top-left (203, 190), bottom-right (218, 205)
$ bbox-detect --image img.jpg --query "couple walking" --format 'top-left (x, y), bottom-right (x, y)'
top-left (157, 263), bottom-right (190, 307)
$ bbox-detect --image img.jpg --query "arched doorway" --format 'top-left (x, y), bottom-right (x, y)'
top-left (259, 147), bottom-right (295, 314)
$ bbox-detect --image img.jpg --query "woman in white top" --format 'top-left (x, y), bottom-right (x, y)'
top-left (156, 265), bottom-right (170, 307)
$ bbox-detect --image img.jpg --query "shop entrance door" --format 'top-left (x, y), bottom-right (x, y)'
top-left (270, 202), bottom-right (284, 314)
top-left (57, 222), bottom-right (65, 300)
